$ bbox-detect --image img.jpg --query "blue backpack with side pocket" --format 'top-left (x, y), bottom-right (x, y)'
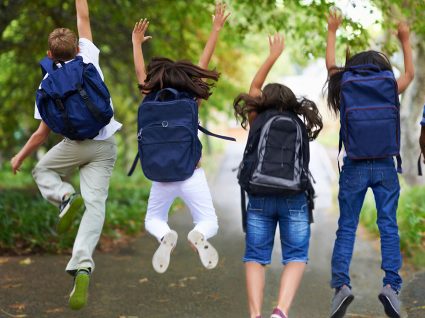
top-left (35, 56), bottom-right (113, 140)
top-left (339, 64), bottom-right (402, 172)
top-left (127, 88), bottom-right (235, 182)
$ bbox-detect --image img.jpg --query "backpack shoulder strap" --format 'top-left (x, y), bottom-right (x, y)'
top-left (128, 152), bottom-right (140, 177)
top-left (240, 187), bottom-right (247, 233)
top-left (39, 56), bottom-right (56, 77)
top-left (198, 125), bottom-right (236, 141)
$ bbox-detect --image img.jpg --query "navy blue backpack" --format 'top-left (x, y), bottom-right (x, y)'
top-left (128, 88), bottom-right (235, 182)
top-left (36, 56), bottom-right (113, 140)
top-left (339, 64), bottom-right (402, 172)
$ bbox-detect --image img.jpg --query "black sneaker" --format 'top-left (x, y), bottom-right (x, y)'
top-left (57, 193), bottom-right (84, 234)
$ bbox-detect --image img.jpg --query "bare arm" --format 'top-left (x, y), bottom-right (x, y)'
top-left (326, 8), bottom-right (342, 74)
top-left (396, 22), bottom-right (414, 94)
top-left (248, 33), bottom-right (285, 126)
top-left (11, 121), bottom-right (51, 174)
top-left (132, 19), bottom-right (152, 89)
top-left (198, 2), bottom-right (230, 69)
top-left (76, 0), bottom-right (92, 41)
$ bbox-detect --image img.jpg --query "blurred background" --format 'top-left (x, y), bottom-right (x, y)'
top-left (0, 0), bottom-right (423, 274)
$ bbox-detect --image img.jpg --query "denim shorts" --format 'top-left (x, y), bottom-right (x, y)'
top-left (243, 192), bottom-right (310, 265)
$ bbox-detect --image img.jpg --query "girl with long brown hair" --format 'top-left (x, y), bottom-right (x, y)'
top-left (131, 3), bottom-right (230, 274)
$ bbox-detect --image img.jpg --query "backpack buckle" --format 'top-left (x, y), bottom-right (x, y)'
top-left (162, 121), bottom-right (168, 127)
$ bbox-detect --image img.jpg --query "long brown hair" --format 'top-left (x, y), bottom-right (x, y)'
top-left (140, 57), bottom-right (220, 99)
top-left (234, 83), bottom-right (323, 140)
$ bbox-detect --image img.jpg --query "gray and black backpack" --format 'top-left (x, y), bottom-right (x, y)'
top-left (237, 109), bottom-right (315, 230)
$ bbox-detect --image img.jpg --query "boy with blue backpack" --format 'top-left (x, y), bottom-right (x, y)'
top-left (326, 9), bottom-right (414, 318)
top-left (10, 0), bottom-right (121, 310)
top-left (130, 3), bottom-right (233, 274)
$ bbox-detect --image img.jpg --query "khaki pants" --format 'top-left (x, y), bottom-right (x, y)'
top-left (32, 136), bottom-right (117, 273)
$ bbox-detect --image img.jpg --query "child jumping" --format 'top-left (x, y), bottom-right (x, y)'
top-left (131, 3), bottom-right (230, 273)
top-left (235, 33), bottom-right (323, 318)
top-left (10, 0), bottom-right (121, 310)
top-left (326, 9), bottom-right (414, 318)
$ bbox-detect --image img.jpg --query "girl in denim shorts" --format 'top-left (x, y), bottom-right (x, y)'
top-left (233, 33), bottom-right (323, 318)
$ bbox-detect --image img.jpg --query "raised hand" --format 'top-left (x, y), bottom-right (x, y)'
top-left (397, 21), bottom-right (410, 43)
top-left (212, 2), bottom-right (231, 32)
top-left (132, 19), bottom-right (152, 46)
top-left (328, 6), bottom-right (342, 32)
top-left (268, 33), bottom-right (285, 59)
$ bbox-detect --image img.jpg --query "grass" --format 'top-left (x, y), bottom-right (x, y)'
top-left (360, 184), bottom-right (425, 268)
top-left (0, 162), bottom-right (151, 253)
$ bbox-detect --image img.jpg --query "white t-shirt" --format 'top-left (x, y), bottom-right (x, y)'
top-left (34, 38), bottom-right (122, 140)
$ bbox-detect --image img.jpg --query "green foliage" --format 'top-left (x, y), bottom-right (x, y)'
top-left (0, 167), bottom-right (150, 253)
top-left (361, 185), bottom-right (425, 268)
top-left (0, 0), bottom-right (373, 159)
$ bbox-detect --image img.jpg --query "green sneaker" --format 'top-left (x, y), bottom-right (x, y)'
top-left (57, 193), bottom-right (84, 234)
top-left (69, 268), bottom-right (90, 310)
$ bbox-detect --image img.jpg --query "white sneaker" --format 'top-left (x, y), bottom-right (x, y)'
top-left (152, 230), bottom-right (178, 274)
top-left (187, 230), bottom-right (218, 269)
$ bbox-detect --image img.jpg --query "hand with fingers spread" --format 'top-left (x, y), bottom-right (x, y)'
top-left (132, 18), bottom-right (152, 46)
top-left (132, 18), bottom-right (151, 88)
top-left (248, 32), bottom-right (285, 101)
top-left (328, 6), bottom-right (342, 33)
top-left (212, 2), bottom-right (231, 32)
top-left (198, 2), bottom-right (231, 70)
top-left (268, 33), bottom-right (285, 60)
top-left (397, 21), bottom-right (410, 43)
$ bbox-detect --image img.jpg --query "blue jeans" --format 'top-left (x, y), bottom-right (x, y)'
top-left (331, 157), bottom-right (402, 292)
top-left (243, 192), bottom-right (310, 265)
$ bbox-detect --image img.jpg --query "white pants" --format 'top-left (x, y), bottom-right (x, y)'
top-left (32, 136), bottom-right (117, 273)
top-left (145, 168), bottom-right (219, 241)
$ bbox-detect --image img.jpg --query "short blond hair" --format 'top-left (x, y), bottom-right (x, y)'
top-left (48, 28), bottom-right (78, 61)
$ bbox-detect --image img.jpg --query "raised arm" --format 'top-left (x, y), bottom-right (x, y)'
top-left (248, 33), bottom-right (284, 125)
top-left (11, 122), bottom-right (50, 174)
top-left (132, 19), bottom-right (152, 90)
top-left (198, 2), bottom-right (230, 69)
top-left (76, 0), bottom-right (92, 41)
top-left (249, 33), bottom-right (285, 97)
top-left (396, 22), bottom-right (414, 94)
top-left (326, 7), bottom-right (342, 74)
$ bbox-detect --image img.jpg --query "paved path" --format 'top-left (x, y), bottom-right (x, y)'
top-left (0, 144), bottom-right (421, 318)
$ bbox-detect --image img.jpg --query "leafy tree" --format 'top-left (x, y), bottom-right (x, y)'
top-left (1, 0), bottom-right (424, 184)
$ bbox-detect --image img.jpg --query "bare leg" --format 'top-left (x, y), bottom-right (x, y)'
top-left (246, 261), bottom-right (265, 318)
top-left (276, 262), bottom-right (306, 316)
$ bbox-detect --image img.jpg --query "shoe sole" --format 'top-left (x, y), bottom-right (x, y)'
top-left (187, 230), bottom-right (218, 270)
top-left (330, 294), bottom-right (354, 318)
top-left (152, 230), bottom-right (178, 274)
top-left (378, 294), bottom-right (400, 318)
top-left (57, 195), bottom-right (84, 234)
top-left (69, 273), bottom-right (89, 310)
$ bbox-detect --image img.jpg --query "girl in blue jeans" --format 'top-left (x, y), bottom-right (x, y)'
top-left (234, 33), bottom-right (323, 318)
top-left (326, 10), bottom-right (414, 318)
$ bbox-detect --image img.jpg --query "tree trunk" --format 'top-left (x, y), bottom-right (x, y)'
top-left (400, 36), bottom-right (425, 185)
